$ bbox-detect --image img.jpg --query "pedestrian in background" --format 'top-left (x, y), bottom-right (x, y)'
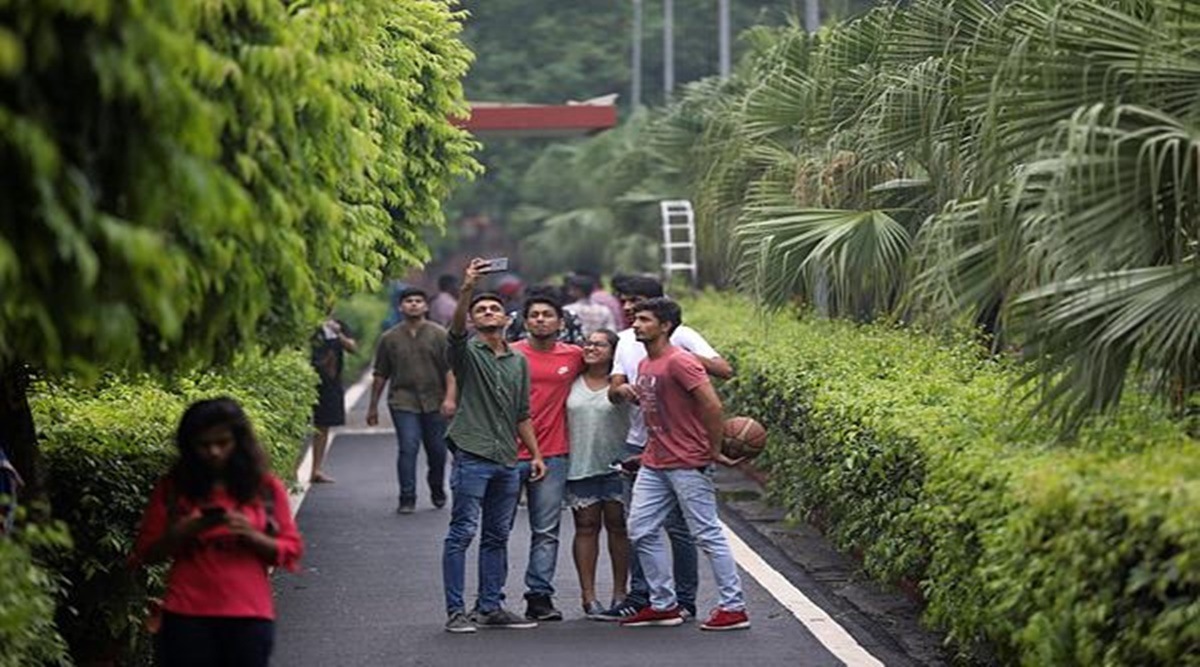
top-left (564, 273), bottom-right (616, 337)
top-left (367, 287), bottom-right (457, 513)
top-left (132, 398), bottom-right (303, 666)
top-left (310, 308), bottom-right (357, 484)
top-left (589, 271), bottom-right (626, 330)
top-left (429, 274), bottom-right (459, 327)
top-left (566, 328), bottom-right (631, 619)
top-left (442, 258), bottom-right (547, 633)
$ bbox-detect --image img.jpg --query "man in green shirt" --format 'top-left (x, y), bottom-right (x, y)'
top-left (366, 287), bottom-right (457, 514)
top-left (443, 258), bottom-right (546, 634)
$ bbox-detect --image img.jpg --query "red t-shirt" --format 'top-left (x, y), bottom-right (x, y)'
top-left (512, 340), bottom-right (585, 460)
top-left (131, 475), bottom-right (303, 619)
top-left (636, 346), bottom-right (714, 469)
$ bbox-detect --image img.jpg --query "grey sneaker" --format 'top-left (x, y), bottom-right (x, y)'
top-left (397, 500), bottom-right (415, 514)
top-left (445, 611), bottom-right (477, 634)
top-left (476, 608), bottom-right (538, 629)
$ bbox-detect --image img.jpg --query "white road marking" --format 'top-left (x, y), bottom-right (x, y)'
top-left (288, 370), bottom-right (373, 515)
top-left (723, 520), bottom-right (886, 667)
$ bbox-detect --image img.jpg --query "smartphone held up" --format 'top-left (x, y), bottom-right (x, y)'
top-left (476, 257), bottom-right (509, 274)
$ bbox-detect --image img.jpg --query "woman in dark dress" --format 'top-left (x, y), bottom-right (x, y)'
top-left (311, 315), bottom-right (357, 483)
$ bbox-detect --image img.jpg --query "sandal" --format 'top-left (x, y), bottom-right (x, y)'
top-left (583, 600), bottom-right (606, 619)
top-left (310, 471), bottom-right (336, 484)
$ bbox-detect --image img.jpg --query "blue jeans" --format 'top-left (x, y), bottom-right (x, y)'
top-left (442, 451), bottom-right (521, 614)
top-left (516, 455), bottom-right (569, 598)
top-left (623, 444), bottom-right (698, 610)
top-left (627, 466), bottom-right (745, 612)
top-left (390, 409), bottom-right (448, 504)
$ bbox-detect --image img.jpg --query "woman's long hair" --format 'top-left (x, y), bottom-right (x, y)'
top-left (171, 398), bottom-right (268, 504)
top-left (590, 328), bottom-right (620, 375)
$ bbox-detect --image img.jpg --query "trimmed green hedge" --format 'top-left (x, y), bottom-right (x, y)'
top-left (686, 294), bottom-right (1199, 665)
top-left (28, 349), bottom-right (316, 663)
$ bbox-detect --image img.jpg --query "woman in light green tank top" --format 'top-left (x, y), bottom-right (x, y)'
top-left (565, 329), bottom-right (630, 618)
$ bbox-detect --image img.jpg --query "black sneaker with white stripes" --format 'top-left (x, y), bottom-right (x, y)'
top-left (593, 598), bottom-right (645, 622)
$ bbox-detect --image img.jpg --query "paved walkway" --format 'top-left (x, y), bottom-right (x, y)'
top-left (273, 396), bottom-right (923, 666)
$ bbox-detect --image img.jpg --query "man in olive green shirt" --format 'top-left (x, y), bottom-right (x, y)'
top-left (443, 258), bottom-right (546, 634)
top-left (367, 287), bottom-right (457, 513)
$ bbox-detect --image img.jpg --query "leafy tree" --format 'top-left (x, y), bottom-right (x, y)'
top-left (0, 0), bottom-right (478, 490)
top-left (655, 0), bottom-right (1200, 431)
top-left (510, 112), bottom-right (668, 279)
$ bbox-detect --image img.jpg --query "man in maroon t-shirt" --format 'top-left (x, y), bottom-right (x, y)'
top-left (620, 298), bottom-right (750, 632)
top-left (512, 292), bottom-right (585, 621)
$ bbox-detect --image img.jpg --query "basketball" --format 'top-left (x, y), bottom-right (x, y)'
top-left (722, 416), bottom-right (767, 460)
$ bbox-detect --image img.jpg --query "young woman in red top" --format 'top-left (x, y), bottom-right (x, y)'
top-left (132, 398), bottom-right (303, 666)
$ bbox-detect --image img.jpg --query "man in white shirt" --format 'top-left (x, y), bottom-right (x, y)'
top-left (600, 275), bottom-right (732, 621)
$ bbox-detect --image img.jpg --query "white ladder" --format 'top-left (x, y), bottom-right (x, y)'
top-left (660, 200), bottom-right (698, 285)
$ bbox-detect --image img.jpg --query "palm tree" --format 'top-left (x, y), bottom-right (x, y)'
top-left (511, 111), bottom-right (668, 280)
top-left (656, 0), bottom-right (1200, 430)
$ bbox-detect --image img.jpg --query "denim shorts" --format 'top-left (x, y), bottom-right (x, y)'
top-left (564, 473), bottom-right (624, 510)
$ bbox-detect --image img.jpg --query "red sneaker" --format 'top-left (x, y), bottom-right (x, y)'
top-left (619, 605), bottom-right (684, 627)
top-left (700, 608), bottom-right (750, 631)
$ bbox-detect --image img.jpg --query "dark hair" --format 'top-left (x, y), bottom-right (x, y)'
top-left (632, 297), bottom-right (682, 334)
top-left (470, 292), bottom-right (505, 311)
top-left (437, 274), bottom-right (458, 292)
top-left (617, 275), bottom-right (664, 299)
top-left (171, 398), bottom-right (268, 504)
top-left (566, 273), bottom-right (596, 295)
top-left (523, 289), bottom-right (564, 319)
top-left (586, 328), bottom-right (620, 373)
top-left (398, 287), bottom-right (428, 303)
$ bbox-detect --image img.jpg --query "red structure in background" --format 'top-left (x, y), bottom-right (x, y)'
top-left (454, 100), bottom-right (618, 138)
top-left (412, 97), bottom-right (620, 290)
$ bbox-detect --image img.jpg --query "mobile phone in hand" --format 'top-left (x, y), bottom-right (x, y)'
top-left (477, 257), bottom-right (509, 274)
top-left (200, 506), bottom-right (227, 521)
top-left (610, 457), bottom-right (641, 474)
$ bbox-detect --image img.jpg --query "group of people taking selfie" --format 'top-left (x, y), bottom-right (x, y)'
top-left (365, 258), bottom-right (752, 634)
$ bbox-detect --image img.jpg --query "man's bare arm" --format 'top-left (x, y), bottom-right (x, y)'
top-left (365, 376), bottom-right (387, 426)
top-left (608, 373), bottom-right (638, 404)
top-left (694, 355), bottom-right (733, 380)
top-left (440, 371), bottom-right (458, 418)
top-left (693, 381), bottom-right (739, 466)
top-left (517, 419), bottom-right (546, 481)
top-left (451, 259), bottom-right (486, 336)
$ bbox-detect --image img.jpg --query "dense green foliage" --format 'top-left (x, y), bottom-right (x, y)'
top-left (657, 0), bottom-right (1200, 429)
top-left (0, 0), bottom-right (478, 373)
top-left (508, 112), bottom-right (668, 278)
top-left (0, 517), bottom-right (71, 667)
top-left (688, 294), bottom-right (1199, 665)
top-left (30, 350), bottom-right (316, 661)
top-left (1, 3), bottom-right (478, 660)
